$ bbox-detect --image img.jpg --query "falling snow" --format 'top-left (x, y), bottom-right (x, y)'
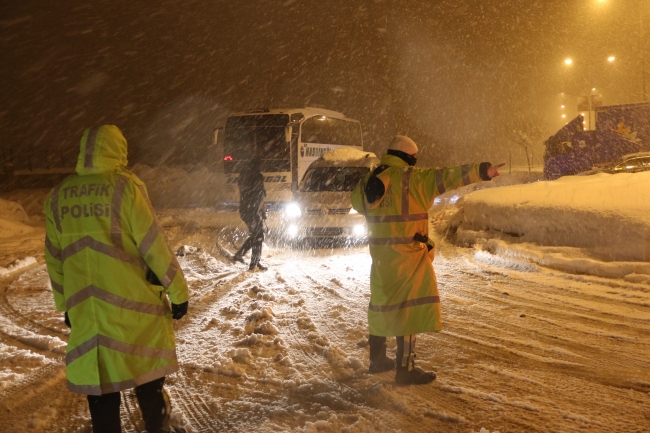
top-left (1, 168), bottom-right (649, 432)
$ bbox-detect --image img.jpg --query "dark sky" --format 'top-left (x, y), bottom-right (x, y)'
top-left (1, 0), bottom-right (647, 172)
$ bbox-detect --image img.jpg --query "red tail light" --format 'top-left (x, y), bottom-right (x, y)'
top-left (223, 155), bottom-right (233, 161)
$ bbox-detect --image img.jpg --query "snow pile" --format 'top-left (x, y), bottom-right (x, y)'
top-left (435, 171), bottom-right (650, 279)
top-left (0, 257), bottom-right (37, 276)
top-left (0, 198), bottom-right (36, 238)
top-left (456, 172), bottom-right (650, 261)
top-left (0, 342), bottom-right (53, 391)
top-left (0, 198), bottom-right (35, 238)
top-left (0, 198), bottom-right (30, 223)
top-left (0, 189), bottom-right (50, 217)
top-left (300, 413), bottom-right (376, 432)
top-left (321, 148), bottom-right (377, 162)
top-left (433, 170), bottom-right (545, 207)
top-left (130, 164), bottom-right (230, 209)
top-left (0, 218), bottom-right (35, 238)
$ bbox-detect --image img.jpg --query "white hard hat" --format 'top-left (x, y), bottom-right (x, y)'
top-left (388, 135), bottom-right (418, 155)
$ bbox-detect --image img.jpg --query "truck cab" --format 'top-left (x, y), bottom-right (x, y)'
top-left (267, 148), bottom-right (379, 245)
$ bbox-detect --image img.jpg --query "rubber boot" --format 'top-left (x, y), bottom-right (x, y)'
top-left (134, 377), bottom-right (170, 433)
top-left (395, 355), bottom-right (436, 385)
top-left (249, 261), bottom-right (268, 271)
top-left (368, 335), bottom-right (395, 373)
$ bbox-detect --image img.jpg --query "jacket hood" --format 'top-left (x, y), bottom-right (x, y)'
top-left (76, 125), bottom-right (128, 175)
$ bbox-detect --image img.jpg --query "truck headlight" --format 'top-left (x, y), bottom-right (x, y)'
top-left (352, 224), bottom-right (366, 236)
top-left (349, 208), bottom-right (358, 215)
top-left (284, 202), bottom-right (301, 218)
top-left (287, 224), bottom-right (299, 238)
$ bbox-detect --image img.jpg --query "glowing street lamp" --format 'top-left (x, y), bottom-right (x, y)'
top-left (608, 56), bottom-right (615, 62)
top-left (565, 58), bottom-right (573, 65)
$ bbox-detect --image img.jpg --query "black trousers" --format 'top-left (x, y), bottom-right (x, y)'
top-left (87, 377), bottom-right (168, 433)
top-left (235, 216), bottom-right (264, 266)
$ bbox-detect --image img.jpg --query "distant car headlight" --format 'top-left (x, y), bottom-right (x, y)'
top-left (352, 224), bottom-right (366, 236)
top-left (349, 208), bottom-right (358, 215)
top-left (284, 202), bottom-right (301, 218)
top-left (287, 224), bottom-right (299, 238)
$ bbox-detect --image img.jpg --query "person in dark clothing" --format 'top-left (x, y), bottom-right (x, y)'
top-left (233, 159), bottom-right (268, 271)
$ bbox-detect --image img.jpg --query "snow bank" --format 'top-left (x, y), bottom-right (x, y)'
top-left (131, 164), bottom-right (230, 209)
top-left (2, 165), bottom-right (231, 213)
top-left (0, 257), bottom-right (37, 276)
top-left (432, 171), bottom-right (650, 280)
top-left (0, 189), bottom-right (50, 217)
top-left (0, 197), bottom-right (37, 237)
top-left (0, 217), bottom-right (35, 238)
top-left (0, 198), bottom-right (30, 222)
top-left (453, 172), bottom-right (650, 262)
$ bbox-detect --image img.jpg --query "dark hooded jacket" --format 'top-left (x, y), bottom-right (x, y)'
top-left (238, 167), bottom-right (267, 221)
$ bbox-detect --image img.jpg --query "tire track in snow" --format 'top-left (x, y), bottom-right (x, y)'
top-left (264, 269), bottom-right (325, 368)
top-left (240, 263), bottom-right (375, 426)
top-left (443, 279), bottom-right (650, 352)
top-left (167, 378), bottom-right (224, 433)
top-left (257, 256), bottom-right (396, 425)
top-left (456, 252), bottom-right (650, 321)
top-left (0, 298), bottom-right (68, 343)
top-left (440, 280), bottom-right (650, 378)
top-left (0, 268), bottom-right (67, 360)
top-left (435, 247), bottom-right (650, 393)
top-left (121, 390), bottom-right (146, 433)
top-left (0, 266), bottom-right (69, 341)
top-left (0, 365), bottom-right (95, 433)
top-left (439, 254), bottom-right (650, 344)
top-left (271, 264), bottom-right (365, 382)
top-left (286, 273), bottom-right (347, 347)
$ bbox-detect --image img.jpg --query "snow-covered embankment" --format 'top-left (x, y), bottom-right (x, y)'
top-left (435, 171), bottom-right (650, 282)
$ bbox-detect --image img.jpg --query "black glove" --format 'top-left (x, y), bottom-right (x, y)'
top-left (146, 268), bottom-right (162, 286)
top-left (413, 233), bottom-right (434, 252)
top-left (171, 301), bottom-right (189, 320)
top-left (64, 311), bottom-right (71, 328)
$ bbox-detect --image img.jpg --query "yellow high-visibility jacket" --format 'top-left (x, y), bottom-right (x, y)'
top-left (351, 154), bottom-right (489, 336)
top-left (44, 125), bottom-right (189, 395)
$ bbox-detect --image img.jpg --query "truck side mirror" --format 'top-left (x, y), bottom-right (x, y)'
top-left (213, 126), bottom-right (224, 145)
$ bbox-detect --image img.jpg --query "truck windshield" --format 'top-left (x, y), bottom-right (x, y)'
top-left (223, 114), bottom-right (290, 173)
top-left (301, 166), bottom-right (369, 192)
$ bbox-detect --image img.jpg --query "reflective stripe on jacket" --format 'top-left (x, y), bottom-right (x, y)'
top-left (44, 125), bottom-right (189, 395)
top-left (351, 153), bottom-right (485, 336)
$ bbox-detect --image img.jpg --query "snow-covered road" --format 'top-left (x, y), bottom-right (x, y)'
top-left (1, 210), bottom-right (649, 432)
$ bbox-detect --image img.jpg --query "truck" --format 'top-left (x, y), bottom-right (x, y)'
top-left (268, 147), bottom-right (380, 244)
top-left (215, 107), bottom-right (364, 210)
top-left (543, 101), bottom-right (650, 179)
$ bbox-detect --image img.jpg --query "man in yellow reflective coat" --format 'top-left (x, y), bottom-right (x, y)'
top-left (44, 125), bottom-right (190, 432)
top-left (351, 136), bottom-right (500, 384)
